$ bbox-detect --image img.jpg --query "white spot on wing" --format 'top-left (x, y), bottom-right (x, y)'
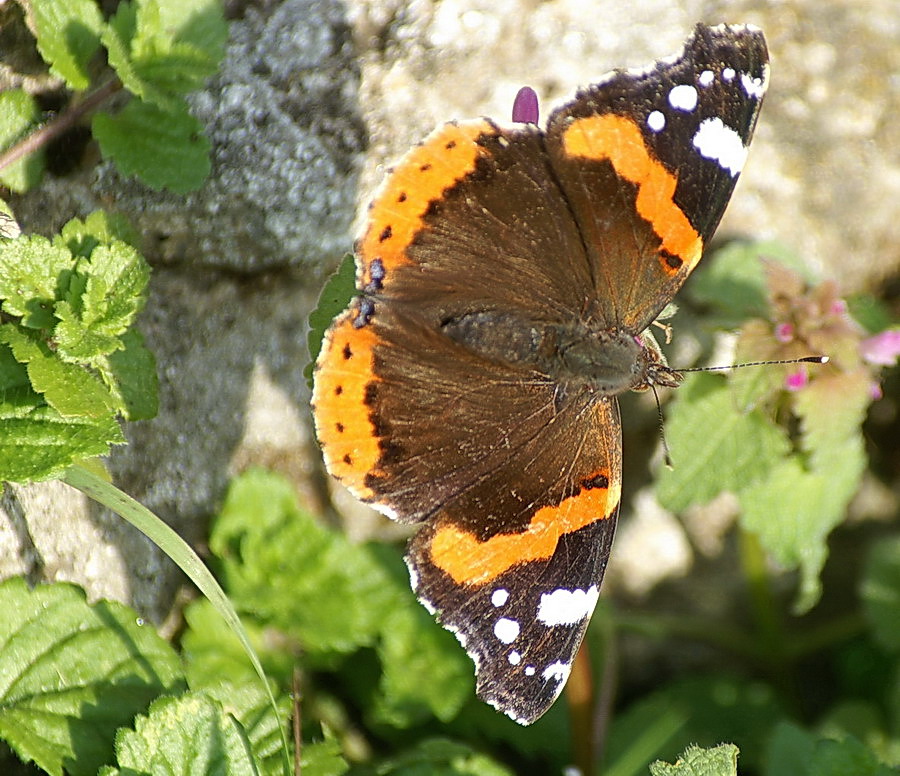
top-left (491, 588), bottom-right (509, 607)
top-left (722, 67), bottom-right (736, 82)
top-left (542, 661), bottom-right (571, 684)
top-left (373, 502), bottom-right (400, 521)
top-left (692, 117), bottom-right (748, 176)
top-left (668, 84), bottom-right (698, 112)
top-left (740, 71), bottom-right (767, 99)
top-left (537, 585), bottom-right (600, 626)
top-left (647, 110), bottom-right (665, 132)
top-left (494, 617), bottom-right (520, 644)
top-left (524, 665), bottom-right (536, 676)
top-left (698, 69), bottom-right (714, 87)
top-left (508, 650), bottom-right (521, 665)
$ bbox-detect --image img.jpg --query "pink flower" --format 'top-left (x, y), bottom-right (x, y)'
top-left (860, 329), bottom-right (900, 366)
top-left (785, 370), bottom-right (809, 391)
top-left (774, 322), bottom-right (794, 343)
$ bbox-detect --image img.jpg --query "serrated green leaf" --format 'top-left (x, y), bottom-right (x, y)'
top-left (103, 692), bottom-right (258, 776)
top-left (210, 469), bottom-right (402, 657)
top-left (861, 537), bottom-right (900, 653)
top-left (300, 730), bottom-right (349, 776)
top-left (0, 323), bottom-right (119, 418)
top-left (739, 458), bottom-right (850, 613)
top-left (0, 91), bottom-right (45, 192)
top-left (306, 253), bottom-right (356, 388)
top-left (102, 0), bottom-right (226, 106)
top-left (27, 347), bottom-right (119, 417)
top-left (98, 329), bottom-right (159, 421)
top-left (93, 99), bottom-right (210, 192)
top-left (133, 0), bottom-right (228, 67)
top-left (0, 235), bottom-right (74, 329)
top-left (734, 370), bottom-right (869, 613)
top-left (30, 0), bottom-right (104, 90)
top-left (656, 374), bottom-right (791, 512)
top-left (374, 587), bottom-right (473, 727)
top-left (54, 242), bottom-right (150, 362)
top-left (192, 681), bottom-right (291, 776)
top-left (794, 370), bottom-right (871, 475)
top-left (377, 738), bottom-right (514, 776)
top-left (0, 404), bottom-right (123, 482)
top-left (56, 210), bottom-right (141, 258)
top-left (649, 744), bottom-right (739, 776)
top-left (0, 577), bottom-right (184, 776)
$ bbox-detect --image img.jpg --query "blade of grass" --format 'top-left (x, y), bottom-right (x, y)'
top-left (61, 463), bottom-right (292, 776)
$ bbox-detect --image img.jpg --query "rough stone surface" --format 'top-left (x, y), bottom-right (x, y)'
top-left (1, 0), bottom-right (897, 622)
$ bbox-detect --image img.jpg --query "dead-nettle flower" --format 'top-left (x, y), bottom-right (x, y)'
top-left (860, 329), bottom-right (900, 367)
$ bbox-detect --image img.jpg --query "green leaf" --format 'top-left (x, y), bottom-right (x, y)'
top-left (1, 325), bottom-right (119, 418)
top-left (56, 210), bottom-right (142, 258)
top-left (98, 328), bottom-right (159, 421)
top-left (0, 91), bottom-right (44, 192)
top-left (649, 744), bottom-right (739, 776)
top-left (0, 577), bottom-right (184, 776)
top-left (739, 370), bottom-right (869, 613)
top-left (300, 730), bottom-right (349, 776)
top-left (861, 537), bottom-right (900, 653)
top-left (656, 374), bottom-right (790, 512)
top-left (191, 681), bottom-right (291, 776)
top-left (739, 459), bottom-right (842, 613)
top-left (807, 736), bottom-right (898, 776)
top-left (373, 579), bottom-right (473, 727)
top-left (181, 598), bottom-right (292, 688)
top-left (305, 253), bottom-right (356, 388)
top-left (0, 402), bottom-right (122, 482)
top-left (210, 469), bottom-right (402, 658)
top-left (93, 99), bottom-right (211, 193)
top-left (794, 370), bottom-right (871, 475)
top-left (376, 738), bottom-right (514, 776)
top-left (101, 692), bottom-right (258, 776)
top-left (54, 242), bottom-right (151, 362)
top-left (103, 0), bottom-right (227, 104)
top-left (765, 721), bottom-right (817, 776)
top-left (0, 235), bottom-right (74, 330)
top-left (29, 0), bottom-right (104, 90)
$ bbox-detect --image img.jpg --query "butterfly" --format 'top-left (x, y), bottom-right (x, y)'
top-left (311, 23), bottom-right (768, 724)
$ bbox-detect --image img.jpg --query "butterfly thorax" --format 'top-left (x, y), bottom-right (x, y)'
top-left (441, 309), bottom-right (679, 396)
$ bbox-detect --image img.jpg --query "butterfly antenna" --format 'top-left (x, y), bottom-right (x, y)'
top-left (677, 355), bottom-right (829, 374)
top-left (651, 384), bottom-right (674, 469)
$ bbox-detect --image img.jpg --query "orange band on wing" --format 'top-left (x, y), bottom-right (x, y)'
top-left (429, 471), bottom-right (621, 586)
top-left (311, 311), bottom-right (382, 500)
top-left (562, 114), bottom-right (702, 274)
top-left (358, 121), bottom-right (499, 286)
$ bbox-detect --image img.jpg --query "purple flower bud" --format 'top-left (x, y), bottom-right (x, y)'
top-left (512, 87), bottom-right (539, 124)
top-left (860, 329), bottom-right (900, 366)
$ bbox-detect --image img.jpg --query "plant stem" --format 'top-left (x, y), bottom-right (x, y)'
top-left (0, 78), bottom-right (123, 174)
top-left (568, 639), bottom-right (595, 775)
